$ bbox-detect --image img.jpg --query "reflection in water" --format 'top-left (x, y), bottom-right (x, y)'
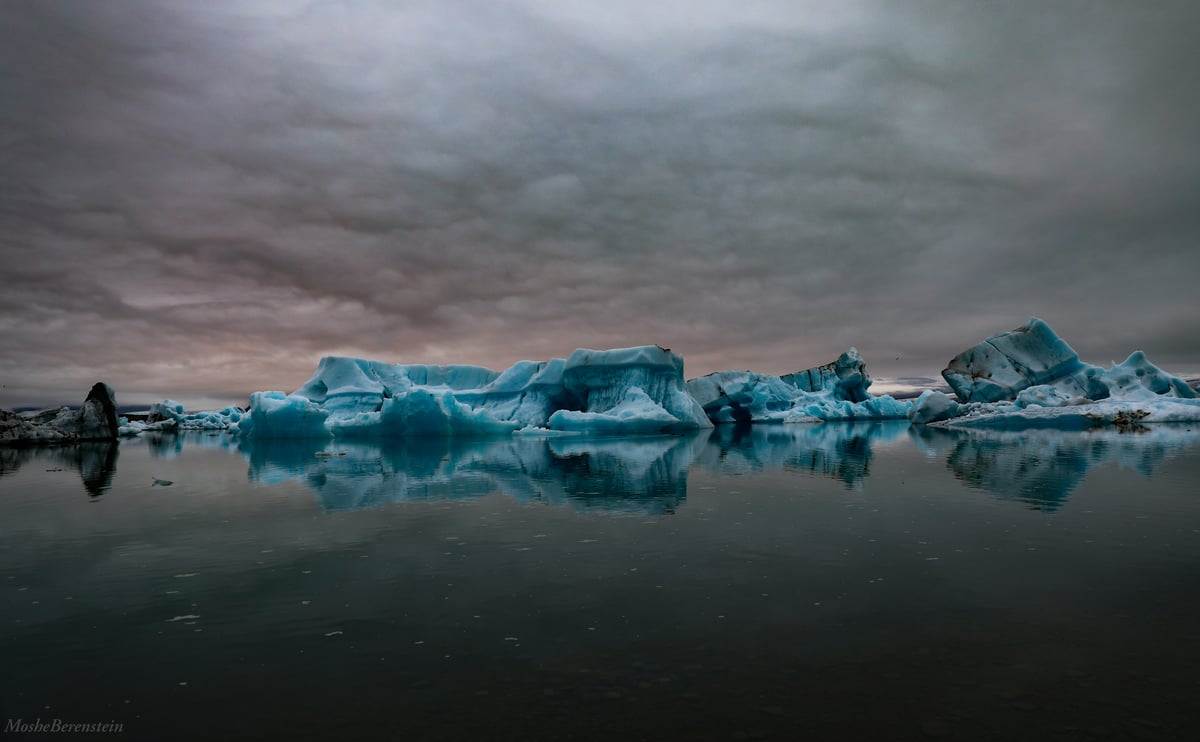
top-left (0, 422), bottom-right (915, 508)
top-left (5, 426), bottom-right (1200, 741)
top-left (9, 423), bottom-right (1196, 514)
top-left (135, 430), bottom-right (237, 460)
top-left (698, 421), bottom-right (909, 489)
top-left (911, 425), bottom-right (1200, 511)
top-left (241, 433), bottom-right (710, 515)
top-left (0, 441), bottom-right (119, 497)
top-left (236, 423), bottom-right (915, 512)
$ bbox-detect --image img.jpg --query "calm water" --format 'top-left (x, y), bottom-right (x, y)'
top-left (2, 423), bottom-right (1199, 741)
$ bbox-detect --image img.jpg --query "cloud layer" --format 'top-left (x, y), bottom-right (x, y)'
top-left (2, 0), bottom-right (1198, 408)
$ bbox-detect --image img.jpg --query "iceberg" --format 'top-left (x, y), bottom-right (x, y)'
top-left (686, 349), bottom-right (911, 424)
top-left (909, 390), bottom-right (960, 425)
top-left (118, 400), bottom-right (245, 436)
top-left (1, 383), bottom-right (120, 444)
top-left (917, 318), bottom-right (1200, 429)
top-left (239, 345), bottom-right (711, 439)
top-left (943, 318), bottom-right (1195, 404)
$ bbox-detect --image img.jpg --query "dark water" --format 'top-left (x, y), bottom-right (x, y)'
top-left (2, 423), bottom-right (1199, 741)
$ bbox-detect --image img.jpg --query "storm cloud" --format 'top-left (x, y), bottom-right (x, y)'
top-left (2, 0), bottom-right (1198, 408)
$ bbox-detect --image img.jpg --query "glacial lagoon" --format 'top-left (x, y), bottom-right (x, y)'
top-left (2, 424), bottom-right (1199, 740)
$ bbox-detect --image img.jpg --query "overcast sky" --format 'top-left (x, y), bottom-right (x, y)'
top-left (2, 0), bottom-right (1198, 409)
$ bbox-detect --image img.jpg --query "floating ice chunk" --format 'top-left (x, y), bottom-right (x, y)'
top-left (118, 420), bottom-right (147, 437)
top-left (909, 391), bottom-right (960, 425)
top-left (687, 349), bottom-right (910, 424)
top-left (147, 400), bottom-right (186, 428)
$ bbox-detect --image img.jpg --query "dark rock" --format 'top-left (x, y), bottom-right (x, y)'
top-left (81, 382), bottom-right (119, 440)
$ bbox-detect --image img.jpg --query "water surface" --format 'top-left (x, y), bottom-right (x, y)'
top-left (2, 423), bottom-right (1199, 741)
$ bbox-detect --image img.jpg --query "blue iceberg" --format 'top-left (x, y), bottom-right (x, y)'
top-left (918, 318), bottom-right (1200, 429)
top-left (686, 348), bottom-right (911, 424)
top-left (237, 345), bottom-right (712, 439)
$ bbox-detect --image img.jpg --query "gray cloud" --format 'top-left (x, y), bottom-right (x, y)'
top-left (2, 0), bottom-right (1198, 409)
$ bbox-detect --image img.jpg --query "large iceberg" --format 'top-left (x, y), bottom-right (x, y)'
top-left (914, 318), bottom-right (1199, 429)
top-left (238, 345), bottom-right (712, 439)
top-left (686, 348), bottom-right (911, 424)
top-left (943, 318), bottom-right (1195, 403)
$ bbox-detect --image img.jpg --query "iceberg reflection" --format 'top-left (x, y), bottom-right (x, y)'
top-left (239, 433), bottom-right (709, 515)
top-left (911, 425), bottom-right (1200, 510)
top-left (0, 441), bottom-right (119, 498)
top-left (697, 421), bottom-right (910, 489)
